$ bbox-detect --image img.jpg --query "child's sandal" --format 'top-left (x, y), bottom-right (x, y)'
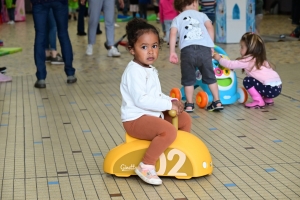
top-left (207, 100), bottom-right (224, 111)
top-left (184, 102), bottom-right (194, 113)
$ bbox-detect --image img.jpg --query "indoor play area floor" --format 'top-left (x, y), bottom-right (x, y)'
top-left (0, 14), bottom-right (299, 200)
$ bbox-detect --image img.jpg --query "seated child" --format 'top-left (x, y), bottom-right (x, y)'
top-left (120, 18), bottom-right (192, 185)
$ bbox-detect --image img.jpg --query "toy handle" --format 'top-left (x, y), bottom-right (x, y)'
top-left (168, 110), bottom-right (178, 130)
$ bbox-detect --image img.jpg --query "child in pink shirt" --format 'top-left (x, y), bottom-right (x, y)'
top-left (159, 0), bottom-right (178, 43)
top-left (213, 32), bottom-right (282, 108)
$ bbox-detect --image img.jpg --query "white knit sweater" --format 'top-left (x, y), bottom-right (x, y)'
top-left (120, 61), bottom-right (173, 122)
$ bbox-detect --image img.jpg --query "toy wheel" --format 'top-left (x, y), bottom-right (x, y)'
top-left (196, 91), bottom-right (208, 108)
top-left (170, 88), bottom-right (181, 100)
top-left (237, 87), bottom-right (248, 103)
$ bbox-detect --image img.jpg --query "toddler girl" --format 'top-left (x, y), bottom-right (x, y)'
top-left (120, 18), bottom-right (192, 185)
top-left (213, 32), bottom-right (282, 108)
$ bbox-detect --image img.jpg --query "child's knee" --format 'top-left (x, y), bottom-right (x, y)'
top-left (162, 127), bottom-right (177, 143)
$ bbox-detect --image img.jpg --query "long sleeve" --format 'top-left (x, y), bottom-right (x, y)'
top-left (122, 67), bottom-right (172, 112)
top-left (219, 57), bottom-right (251, 70)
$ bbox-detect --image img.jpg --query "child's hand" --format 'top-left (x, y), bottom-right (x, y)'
top-left (169, 52), bottom-right (178, 64)
top-left (171, 101), bottom-right (184, 115)
top-left (213, 53), bottom-right (221, 61)
top-left (171, 101), bottom-right (179, 115)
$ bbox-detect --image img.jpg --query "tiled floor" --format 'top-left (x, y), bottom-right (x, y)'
top-left (0, 14), bottom-right (300, 200)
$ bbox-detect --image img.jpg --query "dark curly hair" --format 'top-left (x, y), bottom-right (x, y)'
top-left (125, 18), bottom-right (161, 50)
top-left (174, 0), bottom-right (197, 12)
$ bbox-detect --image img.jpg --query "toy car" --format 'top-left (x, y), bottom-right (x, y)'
top-left (103, 110), bottom-right (213, 179)
top-left (170, 45), bottom-right (248, 109)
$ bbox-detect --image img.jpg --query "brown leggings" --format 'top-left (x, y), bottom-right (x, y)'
top-left (123, 111), bottom-right (191, 165)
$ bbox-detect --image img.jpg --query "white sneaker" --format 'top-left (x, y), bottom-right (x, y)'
top-left (107, 46), bottom-right (121, 57)
top-left (114, 23), bottom-right (120, 27)
top-left (7, 21), bottom-right (15, 25)
top-left (135, 162), bottom-right (162, 185)
top-left (86, 44), bottom-right (93, 56)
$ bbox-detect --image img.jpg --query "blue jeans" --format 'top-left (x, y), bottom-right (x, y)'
top-left (46, 9), bottom-right (57, 50)
top-left (7, 8), bottom-right (15, 21)
top-left (32, 1), bottom-right (75, 80)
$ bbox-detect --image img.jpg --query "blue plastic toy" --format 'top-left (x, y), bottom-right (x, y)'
top-left (170, 45), bottom-right (248, 109)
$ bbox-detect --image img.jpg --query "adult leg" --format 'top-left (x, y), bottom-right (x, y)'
top-left (77, 1), bottom-right (86, 34)
top-left (164, 20), bottom-right (172, 43)
top-left (7, 8), bottom-right (15, 21)
top-left (47, 8), bottom-right (57, 52)
top-left (104, 0), bottom-right (120, 57)
top-left (32, 3), bottom-right (49, 80)
top-left (103, 0), bottom-right (115, 46)
top-left (51, 2), bottom-right (76, 78)
top-left (88, 0), bottom-right (103, 45)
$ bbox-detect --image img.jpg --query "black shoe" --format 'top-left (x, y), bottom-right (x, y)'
top-left (45, 56), bottom-right (52, 63)
top-left (96, 30), bottom-right (102, 35)
top-left (73, 15), bottom-right (77, 21)
top-left (0, 67), bottom-right (7, 74)
top-left (77, 32), bottom-right (87, 36)
top-left (67, 76), bottom-right (77, 84)
top-left (34, 80), bottom-right (46, 88)
top-left (51, 53), bottom-right (64, 65)
top-left (184, 102), bottom-right (194, 113)
top-left (207, 100), bottom-right (224, 111)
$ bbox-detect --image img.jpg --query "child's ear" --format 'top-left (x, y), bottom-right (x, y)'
top-left (128, 46), bottom-right (135, 55)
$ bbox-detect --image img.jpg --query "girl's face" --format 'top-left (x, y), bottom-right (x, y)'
top-left (130, 32), bottom-right (159, 67)
top-left (240, 41), bottom-right (247, 56)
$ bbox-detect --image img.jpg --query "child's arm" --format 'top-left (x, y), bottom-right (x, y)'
top-left (213, 55), bottom-right (250, 70)
top-left (169, 27), bottom-right (179, 64)
top-left (205, 20), bottom-right (214, 42)
top-left (204, 20), bottom-right (214, 54)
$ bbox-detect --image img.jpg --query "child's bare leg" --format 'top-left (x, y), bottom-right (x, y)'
top-left (185, 85), bottom-right (194, 110)
top-left (208, 83), bottom-right (221, 107)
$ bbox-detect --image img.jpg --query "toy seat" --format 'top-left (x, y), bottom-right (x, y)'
top-left (103, 111), bottom-right (213, 179)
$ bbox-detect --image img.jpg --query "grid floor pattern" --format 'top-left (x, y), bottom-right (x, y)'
top-left (0, 14), bottom-right (299, 200)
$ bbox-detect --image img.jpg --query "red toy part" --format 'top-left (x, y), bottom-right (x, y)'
top-left (119, 41), bottom-right (128, 47)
